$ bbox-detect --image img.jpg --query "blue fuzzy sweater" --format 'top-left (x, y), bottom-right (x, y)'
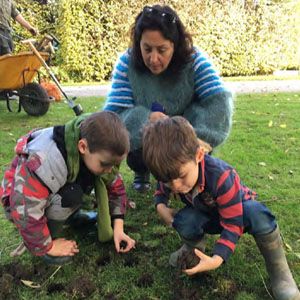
top-left (104, 48), bottom-right (233, 150)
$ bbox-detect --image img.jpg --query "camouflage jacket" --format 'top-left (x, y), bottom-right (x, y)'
top-left (0, 128), bottom-right (128, 256)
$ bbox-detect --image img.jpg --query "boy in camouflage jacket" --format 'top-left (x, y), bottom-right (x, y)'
top-left (0, 111), bottom-right (135, 264)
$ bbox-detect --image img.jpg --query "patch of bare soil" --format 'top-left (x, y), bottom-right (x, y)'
top-left (47, 282), bottom-right (65, 294)
top-left (136, 273), bottom-right (154, 288)
top-left (96, 252), bottom-right (111, 267)
top-left (123, 253), bottom-right (139, 267)
top-left (104, 293), bottom-right (119, 300)
top-left (0, 261), bottom-right (50, 299)
top-left (66, 276), bottom-right (96, 299)
top-left (173, 286), bottom-right (201, 300)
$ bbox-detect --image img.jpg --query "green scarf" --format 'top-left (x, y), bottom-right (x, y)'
top-left (65, 114), bottom-right (113, 242)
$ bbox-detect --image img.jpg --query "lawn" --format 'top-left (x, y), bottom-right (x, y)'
top-left (0, 92), bottom-right (299, 299)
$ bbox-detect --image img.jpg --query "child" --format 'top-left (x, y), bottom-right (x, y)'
top-left (0, 111), bottom-right (135, 264)
top-left (142, 116), bottom-right (299, 300)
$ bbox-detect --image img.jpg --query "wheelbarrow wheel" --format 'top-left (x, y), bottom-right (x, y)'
top-left (19, 83), bottom-right (50, 116)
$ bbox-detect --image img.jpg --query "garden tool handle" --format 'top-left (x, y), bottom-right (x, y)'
top-left (22, 39), bottom-right (51, 72)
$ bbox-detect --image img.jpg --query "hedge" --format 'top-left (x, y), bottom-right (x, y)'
top-left (14, 0), bottom-right (300, 82)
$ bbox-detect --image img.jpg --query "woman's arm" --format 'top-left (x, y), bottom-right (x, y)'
top-left (184, 49), bottom-right (233, 148)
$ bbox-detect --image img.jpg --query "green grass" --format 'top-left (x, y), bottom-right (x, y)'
top-left (0, 92), bottom-right (299, 299)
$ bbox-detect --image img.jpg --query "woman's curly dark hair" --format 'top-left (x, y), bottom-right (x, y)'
top-left (130, 5), bottom-right (194, 75)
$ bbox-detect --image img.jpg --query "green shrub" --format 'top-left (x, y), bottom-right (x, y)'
top-left (14, 0), bottom-right (300, 81)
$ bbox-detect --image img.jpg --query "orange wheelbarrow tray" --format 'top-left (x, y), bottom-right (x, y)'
top-left (0, 51), bottom-right (51, 116)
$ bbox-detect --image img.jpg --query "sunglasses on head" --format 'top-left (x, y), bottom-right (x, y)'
top-left (142, 6), bottom-right (177, 24)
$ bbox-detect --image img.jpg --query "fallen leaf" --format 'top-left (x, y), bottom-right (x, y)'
top-left (259, 162), bottom-right (266, 167)
top-left (280, 124), bottom-right (287, 128)
top-left (284, 242), bottom-right (293, 251)
top-left (268, 120), bottom-right (273, 127)
top-left (268, 175), bottom-right (274, 180)
top-left (21, 280), bottom-right (41, 289)
top-left (128, 201), bottom-right (136, 209)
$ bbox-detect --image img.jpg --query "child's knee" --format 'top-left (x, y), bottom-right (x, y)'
top-left (243, 200), bottom-right (276, 235)
top-left (173, 209), bottom-right (205, 240)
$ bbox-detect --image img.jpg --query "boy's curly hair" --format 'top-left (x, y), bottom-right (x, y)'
top-left (142, 116), bottom-right (211, 182)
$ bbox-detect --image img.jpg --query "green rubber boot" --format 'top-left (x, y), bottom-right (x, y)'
top-left (254, 227), bottom-right (300, 300)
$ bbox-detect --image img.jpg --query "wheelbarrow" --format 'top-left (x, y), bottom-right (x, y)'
top-left (0, 35), bottom-right (83, 116)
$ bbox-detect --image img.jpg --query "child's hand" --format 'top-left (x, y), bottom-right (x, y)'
top-left (47, 238), bottom-right (79, 257)
top-left (114, 231), bottom-right (136, 253)
top-left (149, 111), bottom-right (168, 123)
top-left (183, 249), bottom-right (223, 276)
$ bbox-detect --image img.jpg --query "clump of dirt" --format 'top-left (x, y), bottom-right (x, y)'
top-left (0, 262), bottom-right (35, 282)
top-left (123, 254), bottom-right (139, 267)
top-left (33, 263), bottom-right (49, 280)
top-left (136, 273), bottom-right (154, 288)
top-left (173, 286), bottom-right (200, 300)
top-left (119, 241), bottom-right (127, 250)
top-left (47, 282), bottom-right (65, 294)
top-left (66, 276), bottom-right (96, 299)
top-left (177, 249), bottom-right (200, 270)
top-left (104, 293), bottom-right (118, 300)
top-left (0, 262), bottom-right (40, 299)
top-left (96, 252), bottom-right (111, 267)
top-left (0, 273), bottom-right (14, 299)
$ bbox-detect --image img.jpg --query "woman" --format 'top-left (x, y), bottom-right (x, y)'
top-left (104, 5), bottom-right (233, 192)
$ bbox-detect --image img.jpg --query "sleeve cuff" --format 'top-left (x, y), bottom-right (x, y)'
top-left (32, 240), bottom-right (53, 256)
top-left (111, 214), bottom-right (125, 221)
top-left (213, 242), bottom-right (233, 262)
top-left (154, 195), bottom-right (169, 207)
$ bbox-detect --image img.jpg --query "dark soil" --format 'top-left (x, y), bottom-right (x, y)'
top-left (173, 286), bottom-right (200, 300)
top-left (119, 241), bottom-right (127, 250)
top-left (66, 276), bottom-right (96, 299)
top-left (47, 282), bottom-right (65, 294)
top-left (123, 253), bottom-right (139, 267)
top-left (104, 293), bottom-right (119, 300)
top-left (136, 273), bottom-right (154, 288)
top-left (0, 261), bottom-right (50, 299)
top-left (0, 273), bottom-right (14, 300)
top-left (96, 252), bottom-right (111, 267)
top-left (177, 249), bottom-right (200, 270)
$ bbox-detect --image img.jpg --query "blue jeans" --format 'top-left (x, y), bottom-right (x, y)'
top-left (172, 200), bottom-right (276, 241)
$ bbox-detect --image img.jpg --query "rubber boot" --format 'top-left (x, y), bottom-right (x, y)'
top-left (169, 236), bottom-right (206, 267)
top-left (254, 226), bottom-right (300, 300)
top-left (42, 254), bottom-right (72, 265)
top-left (132, 171), bottom-right (151, 193)
top-left (68, 210), bottom-right (97, 228)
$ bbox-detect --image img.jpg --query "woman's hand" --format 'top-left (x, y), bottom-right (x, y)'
top-left (183, 249), bottom-right (223, 276)
top-left (149, 111), bottom-right (168, 122)
top-left (47, 238), bottom-right (79, 257)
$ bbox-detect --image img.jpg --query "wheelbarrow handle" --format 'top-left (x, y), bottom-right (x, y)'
top-left (22, 39), bottom-right (82, 115)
